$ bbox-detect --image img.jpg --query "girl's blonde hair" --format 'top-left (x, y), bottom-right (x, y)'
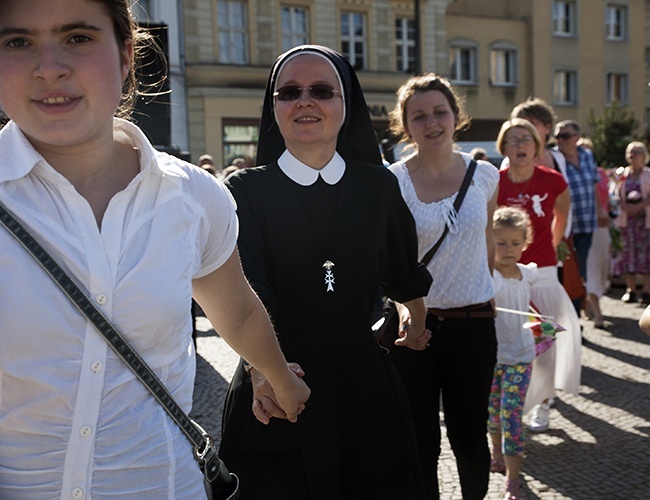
top-left (493, 206), bottom-right (534, 248)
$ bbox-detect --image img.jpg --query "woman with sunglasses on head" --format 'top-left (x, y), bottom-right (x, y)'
top-left (386, 73), bottom-right (499, 500)
top-left (0, 0), bottom-right (310, 497)
top-left (219, 45), bottom-right (432, 499)
top-left (496, 119), bottom-right (581, 436)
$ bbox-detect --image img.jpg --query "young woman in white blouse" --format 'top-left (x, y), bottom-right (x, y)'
top-left (387, 73), bottom-right (499, 500)
top-left (0, 1), bottom-right (309, 497)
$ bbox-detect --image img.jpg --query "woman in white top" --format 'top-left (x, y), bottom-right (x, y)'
top-left (0, 1), bottom-right (309, 497)
top-left (387, 73), bottom-right (499, 500)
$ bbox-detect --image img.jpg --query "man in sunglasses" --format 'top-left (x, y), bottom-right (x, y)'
top-left (554, 120), bottom-right (610, 315)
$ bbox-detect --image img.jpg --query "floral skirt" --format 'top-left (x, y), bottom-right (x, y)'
top-left (611, 213), bottom-right (650, 276)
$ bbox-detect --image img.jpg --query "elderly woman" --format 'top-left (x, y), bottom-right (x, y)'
top-left (611, 141), bottom-right (650, 303)
top-left (219, 45), bottom-right (432, 499)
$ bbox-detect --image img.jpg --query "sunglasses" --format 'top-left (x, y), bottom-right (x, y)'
top-left (273, 85), bottom-right (342, 102)
top-left (555, 132), bottom-right (578, 140)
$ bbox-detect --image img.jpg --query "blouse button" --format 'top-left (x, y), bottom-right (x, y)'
top-left (79, 426), bottom-right (92, 438)
top-left (71, 487), bottom-right (85, 499)
top-left (91, 361), bottom-right (103, 373)
top-left (95, 293), bottom-right (108, 306)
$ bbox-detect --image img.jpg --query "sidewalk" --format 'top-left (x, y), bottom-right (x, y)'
top-left (191, 289), bottom-right (650, 499)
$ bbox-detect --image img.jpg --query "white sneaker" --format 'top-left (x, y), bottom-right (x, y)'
top-left (528, 403), bottom-right (550, 432)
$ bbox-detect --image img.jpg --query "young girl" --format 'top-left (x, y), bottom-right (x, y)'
top-left (0, 1), bottom-right (309, 497)
top-left (488, 206), bottom-right (537, 500)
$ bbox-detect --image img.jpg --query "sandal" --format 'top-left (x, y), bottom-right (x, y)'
top-left (490, 456), bottom-right (506, 474)
top-left (503, 477), bottom-right (521, 500)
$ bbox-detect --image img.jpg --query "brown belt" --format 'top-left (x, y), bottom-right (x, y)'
top-left (427, 302), bottom-right (494, 319)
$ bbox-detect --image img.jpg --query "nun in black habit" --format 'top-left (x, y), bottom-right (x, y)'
top-left (219, 45), bottom-right (432, 499)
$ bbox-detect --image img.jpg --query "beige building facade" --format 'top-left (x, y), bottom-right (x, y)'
top-left (181, 0), bottom-right (648, 168)
top-left (448, 0), bottom-right (647, 147)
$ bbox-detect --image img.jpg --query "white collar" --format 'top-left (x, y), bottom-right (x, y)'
top-left (0, 118), bottom-right (161, 184)
top-left (277, 150), bottom-right (346, 186)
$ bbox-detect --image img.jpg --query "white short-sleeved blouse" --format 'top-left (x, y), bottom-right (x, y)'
top-left (0, 119), bottom-right (237, 498)
top-left (389, 152), bottom-right (499, 309)
top-left (493, 263), bottom-right (538, 365)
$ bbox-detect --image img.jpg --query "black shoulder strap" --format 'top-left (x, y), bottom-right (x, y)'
top-left (0, 201), bottom-right (238, 497)
top-left (421, 159), bottom-right (477, 265)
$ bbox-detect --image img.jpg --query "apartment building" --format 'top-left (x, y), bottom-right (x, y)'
top-left (447, 0), bottom-right (647, 156)
top-left (141, 0), bottom-right (648, 168)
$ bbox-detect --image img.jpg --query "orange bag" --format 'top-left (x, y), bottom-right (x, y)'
top-left (560, 237), bottom-right (586, 301)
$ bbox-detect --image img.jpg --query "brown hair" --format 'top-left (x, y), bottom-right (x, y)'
top-left (389, 73), bottom-right (470, 144)
top-left (510, 98), bottom-right (557, 128)
top-left (94, 0), bottom-right (162, 118)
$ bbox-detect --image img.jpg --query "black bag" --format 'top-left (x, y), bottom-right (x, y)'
top-left (373, 160), bottom-right (477, 349)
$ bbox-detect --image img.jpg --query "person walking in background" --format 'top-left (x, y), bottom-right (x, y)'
top-left (555, 120), bottom-right (610, 313)
top-left (611, 141), bottom-right (650, 304)
top-left (504, 98), bottom-right (573, 237)
top-left (198, 153), bottom-right (217, 176)
top-left (0, 1), bottom-right (310, 497)
top-left (496, 119), bottom-right (581, 433)
top-left (578, 138), bottom-right (612, 327)
top-left (488, 206), bottom-right (537, 500)
top-left (387, 73), bottom-right (499, 499)
top-left (219, 45), bottom-right (432, 499)
top-left (470, 147), bottom-right (489, 162)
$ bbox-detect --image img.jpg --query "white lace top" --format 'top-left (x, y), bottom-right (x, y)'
top-left (389, 152), bottom-right (499, 309)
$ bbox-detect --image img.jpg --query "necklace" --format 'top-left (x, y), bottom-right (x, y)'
top-left (509, 169), bottom-right (535, 199)
top-left (293, 177), bottom-right (341, 293)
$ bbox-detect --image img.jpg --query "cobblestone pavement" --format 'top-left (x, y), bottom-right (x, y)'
top-left (191, 288), bottom-right (650, 499)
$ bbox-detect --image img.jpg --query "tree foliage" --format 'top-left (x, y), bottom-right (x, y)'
top-left (587, 101), bottom-right (640, 168)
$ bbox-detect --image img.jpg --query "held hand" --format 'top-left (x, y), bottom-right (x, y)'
top-left (394, 311), bottom-right (431, 350)
top-left (270, 365), bottom-right (311, 424)
top-left (394, 326), bottom-right (431, 350)
top-left (250, 363), bottom-right (309, 424)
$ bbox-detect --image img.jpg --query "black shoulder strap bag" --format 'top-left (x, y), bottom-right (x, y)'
top-left (0, 201), bottom-right (239, 500)
top-left (374, 159), bottom-right (478, 348)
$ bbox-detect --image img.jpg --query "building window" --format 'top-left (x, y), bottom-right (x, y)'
top-left (607, 73), bottom-right (629, 104)
top-left (281, 6), bottom-right (309, 52)
top-left (553, 1), bottom-right (577, 36)
top-left (341, 12), bottom-right (366, 70)
top-left (645, 47), bottom-right (650, 68)
top-left (449, 39), bottom-right (478, 85)
top-left (217, 1), bottom-right (248, 64)
top-left (395, 17), bottom-right (416, 73)
top-left (490, 43), bottom-right (517, 86)
top-left (553, 70), bottom-right (577, 105)
top-left (605, 4), bottom-right (627, 41)
top-left (223, 120), bottom-right (259, 166)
